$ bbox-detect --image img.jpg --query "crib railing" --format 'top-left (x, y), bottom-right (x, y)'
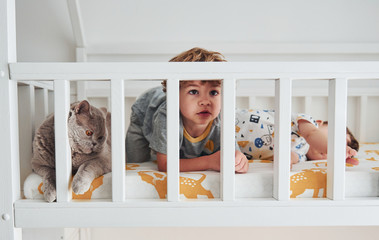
top-left (8, 62), bottom-right (379, 227)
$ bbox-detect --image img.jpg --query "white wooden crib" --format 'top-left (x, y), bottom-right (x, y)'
top-left (2, 1), bottom-right (379, 240)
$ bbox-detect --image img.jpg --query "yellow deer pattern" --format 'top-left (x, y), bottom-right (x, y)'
top-left (290, 168), bottom-right (327, 198)
top-left (138, 171), bottom-right (214, 199)
top-left (38, 175), bottom-right (104, 200)
top-left (126, 163), bottom-right (140, 170)
top-left (365, 150), bottom-right (379, 155)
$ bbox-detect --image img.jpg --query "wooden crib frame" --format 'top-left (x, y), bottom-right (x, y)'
top-left (2, 1), bottom-right (379, 239)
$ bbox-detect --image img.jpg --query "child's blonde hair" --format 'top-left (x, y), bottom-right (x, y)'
top-left (161, 47), bottom-right (226, 92)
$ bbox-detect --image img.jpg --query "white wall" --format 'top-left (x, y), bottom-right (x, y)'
top-left (16, 0), bottom-right (379, 239)
top-left (16, 0), bottom-right (76, 62)
top-left (16, 0), bottom-right (379, 62)
top-left (80, 0), bottom-right (379, 61)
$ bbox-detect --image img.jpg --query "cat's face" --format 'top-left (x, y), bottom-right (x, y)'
top-left (68, 101), bottom-right (107, 154)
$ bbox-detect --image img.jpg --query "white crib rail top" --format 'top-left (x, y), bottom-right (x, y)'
top-left (9, 62), bottom-right (379, 80)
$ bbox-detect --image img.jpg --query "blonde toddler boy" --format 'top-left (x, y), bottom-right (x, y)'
top-left (125, 48), bottom-right (248, 173)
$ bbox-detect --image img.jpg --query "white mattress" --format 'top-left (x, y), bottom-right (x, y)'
top-left (24, 143), bottom-right (379, 200)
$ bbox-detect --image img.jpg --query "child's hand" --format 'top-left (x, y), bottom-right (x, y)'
top-left (346, 146), bottom-right (359, 165)
top-left (235, 150), bottom-right (249, 173)
top-left (290, 151), bottom-right (300, 169)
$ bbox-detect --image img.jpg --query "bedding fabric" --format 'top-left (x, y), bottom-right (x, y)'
top-left (24, 143), bottom-right (379, 200)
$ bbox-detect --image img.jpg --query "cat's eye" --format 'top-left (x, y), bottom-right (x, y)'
top-left (98, 136), bottom-right (104, 140)
top-left (86, 130), bottom-right (93, 136)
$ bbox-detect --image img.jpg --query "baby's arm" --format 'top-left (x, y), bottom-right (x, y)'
top-left (156, 150), bottom-right (248, 173)
top-left (298, 120), bottom-right (328, 155)
top-left (298, 120), bottom-right (358, 165)
top-left (156, 151), bottom-right (219, 172)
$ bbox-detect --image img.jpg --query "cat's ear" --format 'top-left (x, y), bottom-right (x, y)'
top-left (75, 100), bottom-right (91, 115)
top-left (98, 107), bottom-right (108, 118)
top-left (100, 107), bottom-right (107, 114)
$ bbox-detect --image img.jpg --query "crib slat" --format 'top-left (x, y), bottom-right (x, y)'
top-left (77, 81), bottom-right (88, 101)
top-left (357, 95), bottom-right (367, 142)
top-left (221, 78), bottom-right (236, 201)
top-left (167, 79), bottom-right (180, 202)
top-left (111, 79), bottom-right (125, 202)
top-left (304, 96), bottom-right (312, 114)
top-left (273, 78), bottom-right (292, 201)
top-left (48, 90), bottom-right (54, 115)
top-left (35, 88), bottom-right (49, 129)
top-left (54, 80), bottom-right (72, 202)
top-left (18, 85), bottom-right (35, 189)
top-left (327, 78), bottom-right (348, 200)
top-left (248, 96), bottom-right (256, 109)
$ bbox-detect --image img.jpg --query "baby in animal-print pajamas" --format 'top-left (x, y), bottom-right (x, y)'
top-left (235, 109), bottom-right (317, 163)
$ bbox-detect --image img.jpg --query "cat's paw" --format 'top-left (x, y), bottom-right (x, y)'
top-left (42, 179), bottom-right (56, 203)
top-left (72, 174), bottom-right (92, 195)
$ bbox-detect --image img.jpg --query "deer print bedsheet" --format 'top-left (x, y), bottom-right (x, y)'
top-left (24, 143), bottom-right (379, 200)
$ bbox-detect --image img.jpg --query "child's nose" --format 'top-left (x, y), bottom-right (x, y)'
top-left (199, 96), bottom-right (211, 106)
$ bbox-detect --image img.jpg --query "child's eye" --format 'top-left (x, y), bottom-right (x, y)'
top-left (86, 130), bottom-right (93, 136)
top-left (188, 90), bottom-right (199, 95)
top-left (210, 90), bottom-right (219, 96)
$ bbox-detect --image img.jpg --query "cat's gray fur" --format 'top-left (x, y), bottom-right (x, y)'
top-left (31, 100), bottom-right (111, 202)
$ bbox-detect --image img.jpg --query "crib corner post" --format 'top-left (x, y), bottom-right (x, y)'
top-left (0, 80), bottom-right (22, 240)
top-left (1, 0), bottom-right (23, 238)
top-left (0, 80), bottom-right (21, 239)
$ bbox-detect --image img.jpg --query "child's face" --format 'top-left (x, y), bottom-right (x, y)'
top-left (306, 121), bottom-right (358, 160)
top-left (179, 81), bottom-right (221, 129)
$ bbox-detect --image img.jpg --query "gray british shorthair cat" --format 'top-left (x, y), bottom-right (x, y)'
top-left (31, 100), bottom-right (111, 202)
